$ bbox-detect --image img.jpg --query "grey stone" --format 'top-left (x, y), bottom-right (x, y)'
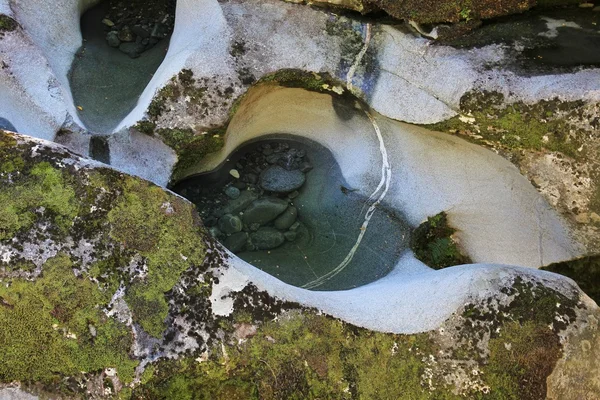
top-left (289, 221), bottom-right (301, 232)
top-left (225, 186), bottom-right (241, 199)
top-left (299, 161), bottom-right (313, 173)
top-left (242, 197), bottom-right (289, 225)
top-left (251, 227), bottom-right (285, 250)
top-left (132, 25), bottom-right (151, 39)
top-left (266, 153), bottom-right (281, 164)
top-left (218, 214), bottom-right (243, 234)
top-left (223, 190), bottom-right (259, 214)
top-left (242, 172), bottom-right (258, 184)
top-left (260, 165), bottom-right (306, 193)
top-left (224, 232), bottom-right (248, 253)
top-left (284, 231), bottom-right (298, 242)
top-left (274, 206), bottom-right (297, 230)
top-left (106, 31), bottom-right (121, 48)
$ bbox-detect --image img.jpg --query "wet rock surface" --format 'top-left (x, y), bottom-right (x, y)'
top-left (178, 142), bottom-right (312, 254)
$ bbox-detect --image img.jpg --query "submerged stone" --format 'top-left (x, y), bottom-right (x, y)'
top-left (260, 165), bottom-right (306, 193)
top-left (274, 206), bottom-right (298, 230)
top-left (242, 197), bottom-right (289, 225)
top-left (224, 232), bottom-right (248, 253)
top-left (223, 190), bottom-right (258, 215)
top-left (218, 214), bottom-right (243, 234)
top-left (251, 227), bottom-right (285, 250)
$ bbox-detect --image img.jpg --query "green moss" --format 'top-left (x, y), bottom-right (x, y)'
top-left (410, 212), bottom-right (471, 269)
top-left (542, 255), bottom-right (600, 304)
top-left (147, 70), bottom-right (207, 121)
top-left (134, 313), bottom-right (458, 400)
top-left (427, 91), bottom-right (584, 159)
top-left (134, 120), bottom-right (156, 136)
top-left (0, 162), bottom-right (78, 240)
top-left (484, 321), bottom-right (561, 400)
top-left (108, 177), bottom-right (206, 337)
top-left (0, 14), bottom-right (17, 33)
top-left (0, 253), bottom-right (137, 385)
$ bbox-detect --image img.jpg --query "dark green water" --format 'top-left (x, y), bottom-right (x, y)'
top-left (172, 136), bottom-right (411, 291)
top-left (69, 2), bottom-right (170, 133)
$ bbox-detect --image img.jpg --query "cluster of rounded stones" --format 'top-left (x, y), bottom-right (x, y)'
top-left (101, 1), bottom-right (175, 58)
top-left (198, 142), bottom-right (313, 254)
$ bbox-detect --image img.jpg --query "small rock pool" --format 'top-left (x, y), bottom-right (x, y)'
top-left (69, 0), bottom-right (174, 133)
top-left (172, 136), bottom-right (412, 291)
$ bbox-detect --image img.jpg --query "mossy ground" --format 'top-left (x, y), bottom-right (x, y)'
top-left (410, 212), bottom-right (471, 269)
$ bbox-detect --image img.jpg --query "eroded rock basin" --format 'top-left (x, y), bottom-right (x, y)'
top-left (174, 136), bottom-right (411, 291)
top-left (69, 1), bottom-right (172, 133)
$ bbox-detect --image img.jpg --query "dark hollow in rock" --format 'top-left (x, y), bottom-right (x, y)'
top-left (172, 136), bottom-right (412, 291)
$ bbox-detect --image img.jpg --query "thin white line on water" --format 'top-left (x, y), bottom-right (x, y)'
top-left (302, 110), bottom-right (391, 289)
top-left (346, 23), bottom-right (372, 92)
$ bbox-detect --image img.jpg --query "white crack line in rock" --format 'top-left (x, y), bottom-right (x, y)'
top-left (302, 110), bottom-right (391, 289)
top-left (346, 23), bottom-right (371, 92)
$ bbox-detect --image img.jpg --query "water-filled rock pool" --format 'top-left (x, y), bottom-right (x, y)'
top-left (173, 136), bottom-right (412, 291)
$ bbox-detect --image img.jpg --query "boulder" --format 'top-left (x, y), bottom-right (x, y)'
top-left (218, 214), bottom-right (243, 234)
top-left (250, 227), bottom-right (285, 250)
top-left (223, 190), bottom-right (259, 215)
top-left (242, 198), bottom-right (289, 225)
top-left (224, 186), bottom-right (241, 199)
top-left (274, 206), bottom-right (298, 230)
top-left (224, 232), bottom-right (248, 253)
top-left (106, 31), bottom-right (121, 48)
top-left (260, 165), bottom-right (306, 193)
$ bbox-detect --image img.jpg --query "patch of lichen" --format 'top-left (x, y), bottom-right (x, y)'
top-left (0, 253), bottom-right (137, 386)
top-left (133, 312), bottom-right (460, 400)
top-left (0, 14), bottom-right (18, 33)
top-left (107, 177), bottom-right (207, 337)
top-left (427, 91), bottom-right (584, 159)
top-left (147, 69), bottom-right (207, 120)
top-left (410, 212), bottom-right (471, 269)
top-left (0, 161), bottom-right (79, 240)
top-left (542, 255), bottom-right (600, 305)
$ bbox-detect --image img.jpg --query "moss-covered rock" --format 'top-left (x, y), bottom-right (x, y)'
top-left (1, 130), bottom-right (597, 399)
top-left (410, 212), bottom-right (471, 269)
